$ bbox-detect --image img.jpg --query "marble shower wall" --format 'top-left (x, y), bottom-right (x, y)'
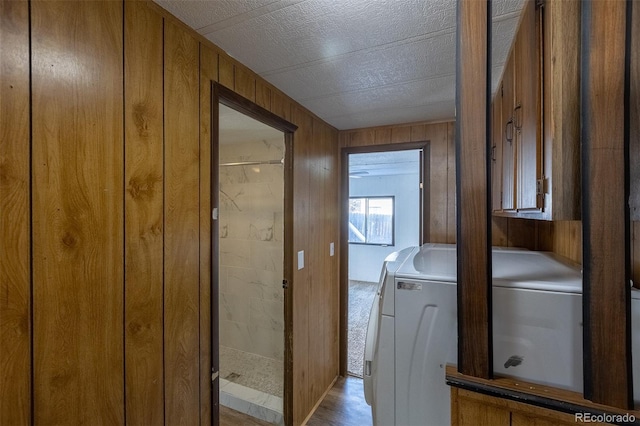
top-left (219, 138), bottom-right (285, 361)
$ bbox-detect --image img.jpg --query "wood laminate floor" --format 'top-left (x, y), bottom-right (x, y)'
top-left (306, 376), bottom-right (372, 426)
top-left (219, 376), bottom-right (372, 426)
top-left (220, 405), bottom-right (273, 426)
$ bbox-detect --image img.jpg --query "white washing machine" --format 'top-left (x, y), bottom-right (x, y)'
top-left (362, 243), bottom-right (629, 426)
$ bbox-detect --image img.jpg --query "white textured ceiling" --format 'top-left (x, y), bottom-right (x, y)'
top-left (155, 0), bottom-right (525, 130)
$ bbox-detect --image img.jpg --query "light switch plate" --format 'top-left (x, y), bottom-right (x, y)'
top-left (330, 242), bottom-right (335, 256)
top-left (298, 250), bottom-right (304, 270)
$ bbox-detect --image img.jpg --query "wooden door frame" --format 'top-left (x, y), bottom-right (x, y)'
top-left (339, 141), bottom-right (431, 376)
top-left (211, 83), bottom-right (298, 425)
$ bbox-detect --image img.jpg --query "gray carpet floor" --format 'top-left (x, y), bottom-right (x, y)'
top-left (347, 280), bottom-right (378, 377)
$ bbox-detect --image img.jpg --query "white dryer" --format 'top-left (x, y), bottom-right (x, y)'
top-left (363, 244), bottom-right (590, 426)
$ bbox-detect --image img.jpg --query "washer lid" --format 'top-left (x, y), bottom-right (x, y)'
top-left (396, 243), bottom-right (458, 282)
top-left (395, 244), bottom-right (583, 293)
top-left (492, 250), bottom-right (582, 293)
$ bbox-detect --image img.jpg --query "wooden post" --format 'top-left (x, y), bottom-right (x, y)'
top-left (581, 0), bottom-right (633, 409)
top-left (455, 0), bottom-right (493, 379)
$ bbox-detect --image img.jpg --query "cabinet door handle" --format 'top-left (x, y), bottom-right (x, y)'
top-left (505, 118), bottom-right (514, 145)
top-left (514, 104), bottom-right (522, 130)
top-left (491, 145), bottom-right (497, 161)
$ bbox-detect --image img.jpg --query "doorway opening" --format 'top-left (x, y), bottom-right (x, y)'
top-left (341, 144), bottom-right (429, 378)
top-left (212, 84), bottom-right (297, 425)
top-left (218, 103), bottom-right (285, 422)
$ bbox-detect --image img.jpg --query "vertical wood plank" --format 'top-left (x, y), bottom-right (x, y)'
top-left (631, 0), bottom-right (640, 220)
top-left (491, 98), bottom-right (503, 212)
top-left (427, 123), bottom-right (449, 243)
top-left (515, 0), bottom-right (540, 210)
top-left (199, 43), bottom-right (218, 426)
top-left (491, 217), bottom-right (509, 247)
top-left (374, 127), bottom-right (392, 145)
top-left (284, 130), bottom-right (295, 426)
top-left (633, 222), bottom-right (640, 287)
top-left (447, 122), bottom-right (457, 243)
top-left (124, 1), bottom-right (164, 424)
top-left (0, 0), bottom-right (31, 423)
top-left (327, 126), bottom-right (340, 386)
top-left (309, 119), bottom-right (326, 406)
top-left (218, 54), bottom-right (234, 89)
top-left (338, 131), bottom-right (350, 148)
top-left (31, 1), bottom-right (124, 423)
top-left (326, 124), bottom-right (338, 388)
top-left (164, 19), bottom-right (201, 423)
top-left (455, 0), bottom-right (491, 378)
top-left (410, 124), bottom-right (428, 142)
top-left (339, 147), bottom-right (349, 378)
top-left (506, 218), bottom-right (537, 250)
top-left (451, 388), bottom-right (460, 426)
top-left (581, 0), bottom-right (632, 408)
top-left (271, 90), bottom-right (292, 121)
top-left (454, 395), bottom-right (510, 426)
top-left (349, 129), bottom-right (375, 147)
top-left (552, 221), bottom-right (582, 264)
top-left (536, 221), bottom-right (554, 252)
top-left (234, 66), bottom-right (256, 102)
top-left (501, 54), bottom-right (516, 211)
top-left (547, 0), bottom-right (581, 220)
top-left (292, 106), bottom-right (311, 425)
top-left (391, 126), bottom-right (411, 144)
top-left (255, 80), bottom-right (271, 111)
top-left (320, 122), bottom-right (331, 389)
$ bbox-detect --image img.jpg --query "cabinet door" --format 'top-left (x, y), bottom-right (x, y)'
top-left (501, 54), bottom-right (516, 211)
top-left (452, 389), bottom-right (511, 426)
top-left (492, 97), bottom-right (504, 212)
top-left (512, 411), bottom-right (604, 426)
top-left (514, 0), bottom-right (542, 210)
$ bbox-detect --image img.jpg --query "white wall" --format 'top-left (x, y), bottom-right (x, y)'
top-left (348, 173), bottom-right (420, 282)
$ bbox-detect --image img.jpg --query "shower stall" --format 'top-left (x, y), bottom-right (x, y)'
top-left (218, 104), bottom-right (285, 424)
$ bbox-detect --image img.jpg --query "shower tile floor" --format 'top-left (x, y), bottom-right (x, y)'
top-left (220, 346), bottom-right (283, 397)
top-left (220, 346), bottom-right (284, 424)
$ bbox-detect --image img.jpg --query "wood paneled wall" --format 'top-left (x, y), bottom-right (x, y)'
top-left (31, 1), bottom-right (125, 423)
top-left (456, 0), bottom-right (492, 378)
top-left (0, 1), bottom-right (30, 424)
top-left (492, 218), bottom-right (582, 264)
top-left (123, 2), bottom-right (164, 423)
top-left (631, 1), bottom-right (640, 289)
top-left (289, 108), bottom-right (340, 425)
top-left (581, 0), bottom-right (632, 407)
top-left (339, 122), bottom-right (456, 244)
top-left (0, 0), bottom-right (340, 424)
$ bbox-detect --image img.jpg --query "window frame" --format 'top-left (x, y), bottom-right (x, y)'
top-left (347, 195), bottom-right (395, 246)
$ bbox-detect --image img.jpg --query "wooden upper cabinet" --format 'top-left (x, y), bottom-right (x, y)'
top-left (491, 98), bottom-right (504, 213)
top-left (500, 54), bottom-right (517, 212)
top-left (492, 0), bottom-right (580, 220)
top-left (514, 0), bottom-right (541, 211)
